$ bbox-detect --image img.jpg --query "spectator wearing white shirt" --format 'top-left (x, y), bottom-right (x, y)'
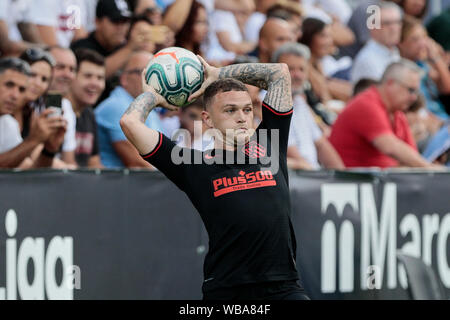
top-left (272, 42), bottom-right (344, 170)
top-left (206, 7), bottom-right (255, 63)
top-left (350, 1), bottom-right (403, 84)
top-left (0, 57), bottom-right (67, 168)
top-left (0, 0), bottom-right (44, 56)
top-left (28, 0), bottom-right (89, 48)
top-left (48, 46), bottom-right (78, 166)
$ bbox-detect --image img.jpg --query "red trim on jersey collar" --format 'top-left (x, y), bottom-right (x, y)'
top-left (262, 102), bottom-right (293, 115)
top-left (142, 133), bottom-right (163, 159)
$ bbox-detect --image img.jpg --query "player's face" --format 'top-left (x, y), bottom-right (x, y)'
top-left (71, 61), bottom-right (105, 106)
top-left (0, 70), bottom-right (28, 115)
top-left (204, 91), bottom-right (254, 146)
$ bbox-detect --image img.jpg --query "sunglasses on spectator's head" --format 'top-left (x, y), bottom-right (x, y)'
top-left (22, 48), bottom-right (56, 67)
top-left (0, 57), bottom-right (32, 76)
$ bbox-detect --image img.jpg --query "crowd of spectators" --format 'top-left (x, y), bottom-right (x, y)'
top-left (1, 0), bottom-right (449, 170)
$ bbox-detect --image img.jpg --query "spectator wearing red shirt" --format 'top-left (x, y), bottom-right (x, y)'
top-left (329, 59), bottom-right (435, 168)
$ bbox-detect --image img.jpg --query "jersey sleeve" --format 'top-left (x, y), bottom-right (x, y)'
top-left (141, 132), bottom-right (190, 191)
top-left (258, 102), bottom-right (293, 156)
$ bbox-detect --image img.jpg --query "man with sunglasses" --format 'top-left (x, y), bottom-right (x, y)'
top-left (330, 59), bottom-right (439, 169)
top-left (95, 51), bottom-right (162, 168)
top-left (0, 57), bottom-right (67, 168)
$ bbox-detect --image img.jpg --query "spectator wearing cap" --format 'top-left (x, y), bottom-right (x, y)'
top-left (350, 1), bottom-right (403, 84)
top-left (330, 59), bottom-right (437, 168)
top-left (66, 49), bottom-right (105, 168)
top-left (95, 51), bottom-right (162, 168)
top-left (0, 57), bottom-right (67, 168)
top-left (71, 0), bottom-right (154, 79)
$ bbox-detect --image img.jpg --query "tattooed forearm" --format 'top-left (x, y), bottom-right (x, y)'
top-left (218, 63), bottom-right (292, 112)
top-left (124, 92), bottom-right (158, 122)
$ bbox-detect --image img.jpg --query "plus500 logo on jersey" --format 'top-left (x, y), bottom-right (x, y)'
top-left (212, 170), bottom-right (276, 197)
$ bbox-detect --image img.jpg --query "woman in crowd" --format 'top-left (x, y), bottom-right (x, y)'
top-left (15, 47), bottom-right (73, 168)
top-left (398, 15), bottom-right (450, 121)
top-left (16, 48), bottom-right (55, 140)
top-left (398, 0), bottom-right (429, 20)
top-left (174, 1), bottom-right (209, 56)
top-left (300, 18), bottom-right (352, 111)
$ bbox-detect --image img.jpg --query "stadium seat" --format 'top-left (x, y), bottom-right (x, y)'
top-left (397, 251), bottom-right (447, 300)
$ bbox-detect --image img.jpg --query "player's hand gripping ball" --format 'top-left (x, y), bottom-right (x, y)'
top-left (144, 47), bottom-right (204, 106)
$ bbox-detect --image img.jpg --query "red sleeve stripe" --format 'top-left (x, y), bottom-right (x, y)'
top-left (142, 132), bottom-right (163, 159)
top-left (262, 102), bottom-right (293, 116)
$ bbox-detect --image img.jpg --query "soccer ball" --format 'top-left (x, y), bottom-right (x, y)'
top-left (144, 47), bottom-right (204, 107)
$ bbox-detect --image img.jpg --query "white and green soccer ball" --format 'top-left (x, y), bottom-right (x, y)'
top-left (144, 47), bottom-right (204, 107)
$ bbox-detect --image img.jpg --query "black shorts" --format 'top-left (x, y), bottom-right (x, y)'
top-left (203, 280), bottom-right (310, 300)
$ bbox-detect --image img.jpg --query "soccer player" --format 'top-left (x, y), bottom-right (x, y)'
top-left (120, 56), bottom-right (309, 300)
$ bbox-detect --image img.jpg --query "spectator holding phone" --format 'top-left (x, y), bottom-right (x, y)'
top-left (15, 47), bottom-right (76, 169)
top-left (0, 57), bottom-right (67, 168)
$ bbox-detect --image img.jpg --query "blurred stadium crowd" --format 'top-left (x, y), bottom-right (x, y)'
top-left (0, 0), bottom-right (450, 170)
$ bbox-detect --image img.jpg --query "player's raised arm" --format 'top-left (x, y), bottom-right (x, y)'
top-left (189, 56), bottom-right (292, 113)
top-left (120, 71), bottom-right (178, 155)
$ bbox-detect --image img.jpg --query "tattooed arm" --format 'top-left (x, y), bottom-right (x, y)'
top-left (120, 72), bottom-right (177, 155)
top-left (189, 56), bottom-right (292, 112)
top-left (219, 63), bottom-right (292, 112)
